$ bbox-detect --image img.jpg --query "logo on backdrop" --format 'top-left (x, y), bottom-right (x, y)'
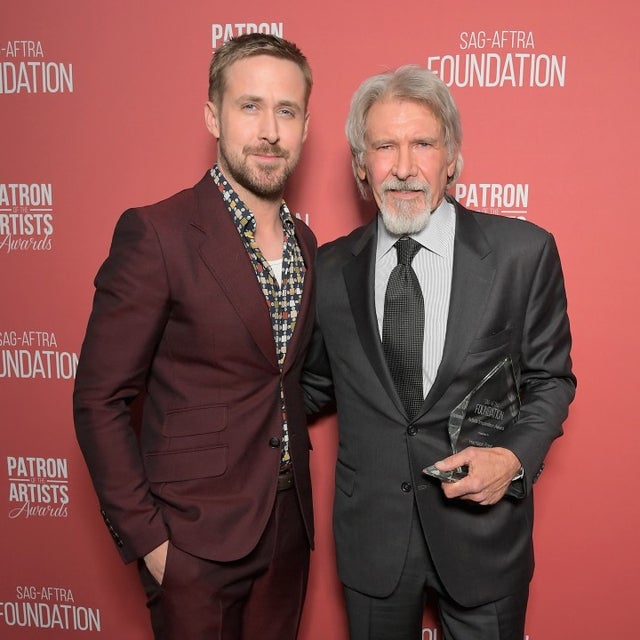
top-left (0, 40), bottom-right (73, 94)
top-left (0, 182), bottom-right (54, 254)
top-left (0, 586), bottom-right (100, 632)
top-left (212, 21), bottom-right (284, 49)
top-left (294, 211), bottom-right (310, 226)
top-left (0, 330), bottom-right (78, 379)
top-left (454, 182), bottom-right (529, 219)
top-left (426, 29), bottom-right (567, 88)
top-left (7, 456), bottom-right (69, 520)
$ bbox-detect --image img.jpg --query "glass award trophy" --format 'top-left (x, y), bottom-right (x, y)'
top-left (423, 356), bottom-right (520, 482)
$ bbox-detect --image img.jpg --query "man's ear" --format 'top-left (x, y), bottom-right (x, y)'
top-left (204, 101), bottom-right (220, 138)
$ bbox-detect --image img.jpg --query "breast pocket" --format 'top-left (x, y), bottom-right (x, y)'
top-left (467, 327), bottom-right (512, 354)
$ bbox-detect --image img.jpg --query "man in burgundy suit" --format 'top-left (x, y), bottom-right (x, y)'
top-left (73, 34), bottom-right (316, 640)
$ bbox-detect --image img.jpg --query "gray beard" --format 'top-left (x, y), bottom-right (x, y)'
top-left (379, 180), bottom-right (432, 235)
top-left (380, 205), bottom-right (431, 235)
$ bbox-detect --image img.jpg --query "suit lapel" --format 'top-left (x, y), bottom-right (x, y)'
top-left (344, 202), bottom-right (497, 421)
top-left (281, 219), bottom-right (315, 374)
top-left (420, 201), bottom-right (495, 414)
top-left (343, 220), bottom-right (408, 417)
top-left (190, 173), bottom-right (278, 370)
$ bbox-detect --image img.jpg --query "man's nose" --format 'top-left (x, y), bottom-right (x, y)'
top-left (259, 111), bottom-right (280, 144)
top-left (393, 146), bottom-right (418, 180)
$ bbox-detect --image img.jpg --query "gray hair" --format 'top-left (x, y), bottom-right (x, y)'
top-left (345, 65), bottom-right (463, 198)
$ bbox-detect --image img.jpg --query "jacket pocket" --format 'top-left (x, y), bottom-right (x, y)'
top-left (162, 404), bottom-right (227, 437)
top-left (335, 459), bottom-right (356, 497)
top-left (144, 445), bottom-right (228, 482)
top-left (467, 327), bottom-right (512, 354)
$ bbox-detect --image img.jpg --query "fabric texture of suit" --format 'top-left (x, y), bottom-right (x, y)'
top-left (74, 172), bottom-right (316, 565)
top-left (303, 197), bottom-right (575, 608)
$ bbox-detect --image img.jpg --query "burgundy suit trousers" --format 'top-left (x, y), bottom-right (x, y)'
top-left (138, 485), bottom-right (309, 640)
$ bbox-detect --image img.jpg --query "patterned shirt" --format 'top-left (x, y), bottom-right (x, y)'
top-left (211, 164), bottom-right (306, 466)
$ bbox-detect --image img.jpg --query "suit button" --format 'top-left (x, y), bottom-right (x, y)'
top-left (269, 437), bottom-right (281, 448)
top-left (407, 425), bottom-right (417, 436)
top-left (401, 482), bottom-right (412, 493)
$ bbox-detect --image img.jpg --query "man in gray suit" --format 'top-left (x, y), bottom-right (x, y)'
top-left (303, 66), bottom-right (575, 639)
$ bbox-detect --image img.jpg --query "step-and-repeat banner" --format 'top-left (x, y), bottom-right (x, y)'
top-left (2, 1), bottom-right (638, 638)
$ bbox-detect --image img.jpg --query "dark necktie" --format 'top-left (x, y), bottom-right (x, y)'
top-left (382, 237), bottom-right (425, 419)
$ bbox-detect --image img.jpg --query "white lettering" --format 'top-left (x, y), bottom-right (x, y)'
top-left (455, 183), bottom-right (528, 216)
top-left (7, 456), bottom-right (68, 479)
top-left (0, 350), bottom-right (76, 378)
top-left (0, 601), bottom-right (100, 631)
top-left (0, 62), bottom-right (73, 94)
top-left (458, 30), bottom-right (535, 50)
top-left (427, 53), bottom-right (566, 88)
top-left (4, 40), bottom-right (44, 57)
top-left (0, 183), bottom-right (53, 207)
top-left (211, 22), bottom-right (284, 48)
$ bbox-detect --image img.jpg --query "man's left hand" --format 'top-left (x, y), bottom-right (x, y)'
top-left (434, 447), bottom-right (522, 505)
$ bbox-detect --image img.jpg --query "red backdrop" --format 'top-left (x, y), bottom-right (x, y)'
top-left (2, 1), bottom-right (638, 638)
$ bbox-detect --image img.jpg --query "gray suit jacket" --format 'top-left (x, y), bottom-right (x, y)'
top-left (303, 198), bottom-right (575, 607)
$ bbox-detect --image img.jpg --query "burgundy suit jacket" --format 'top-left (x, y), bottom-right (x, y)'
top-left (73, 172), bottom-right (317, 563)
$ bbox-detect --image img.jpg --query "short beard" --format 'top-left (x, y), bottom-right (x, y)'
top-left (219, 140), bottom-right (296, 200)
top-left (379, 178), bottom-right (432, 235)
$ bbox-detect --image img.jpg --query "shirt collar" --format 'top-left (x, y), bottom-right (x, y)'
top-left (210, 163), bottom-right (296, 238)
top-left (376, 197), bottom-right (455, 261)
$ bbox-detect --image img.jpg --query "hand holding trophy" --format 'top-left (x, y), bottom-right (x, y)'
top-left (423, 356), bottom-right (520, 482)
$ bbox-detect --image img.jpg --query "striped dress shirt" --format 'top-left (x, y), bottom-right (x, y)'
top-left (375, 198), bottom-right (456, 399)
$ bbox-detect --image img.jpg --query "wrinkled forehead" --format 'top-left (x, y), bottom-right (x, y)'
top-left (364, 97), bottom-right (445, 139)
